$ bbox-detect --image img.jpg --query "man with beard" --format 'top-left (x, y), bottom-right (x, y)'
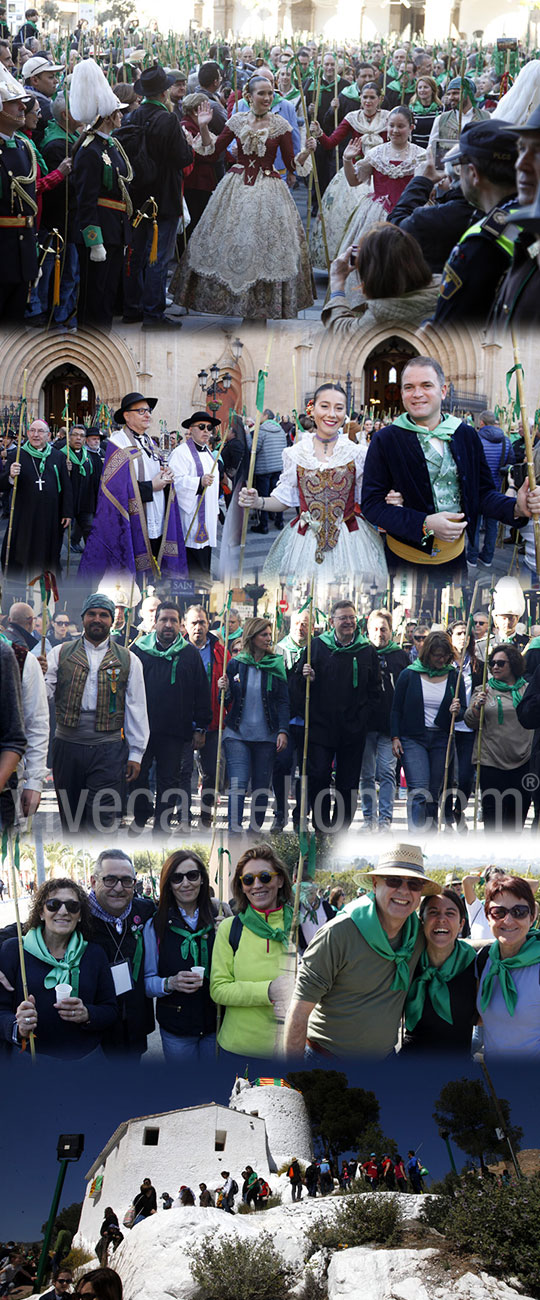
top-left (44, 592), bottom-right (148, 831)
top-left (88, 848), bottom-right (155, 1058)
top-left (54, 424), bottom-right (101, 554)
top-left (131, 602), bottom-right (211, 831)
top-left (183, 604), bottom-right (230, 827)
top-left (0, 418), bottom-right (72, 578)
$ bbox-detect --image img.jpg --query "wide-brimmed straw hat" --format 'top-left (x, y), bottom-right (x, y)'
top-left (364, 843), bottom-right (440, 896)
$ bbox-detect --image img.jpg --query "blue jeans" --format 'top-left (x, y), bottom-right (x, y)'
top-left (160, 1028), bottom-right (216, 1062)
top-left (467, 514), bottom-right (498, 564)
top-left (360, 731), bottom-right (397, 825)
top-left (124, 215), bottom-right (178, 320)
top-left (223, 737), bottom-right (276, 831)
top-left (38, 240), bottom-right (79, 321)
top-left (254, 470), bottom-right (282, 529)
top-left (401, 730), bottom-right (450, 830)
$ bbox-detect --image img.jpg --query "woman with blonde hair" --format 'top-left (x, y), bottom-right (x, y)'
top-left (218, 617), bottom-right (289, 831)
top-left (210, 843), bottom-right (294, 1055)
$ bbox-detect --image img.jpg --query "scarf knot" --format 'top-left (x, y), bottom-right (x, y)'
top-left (480, 931), bottom-right (540, 1016)
top-left (348, 893), bottom-right (419, 992)
top-left (405, 940), bottom-right (476, 1030)
top-left (239, 903), bottom-right (293, 948)
top-left (22, 927), bottom-right (87, 997)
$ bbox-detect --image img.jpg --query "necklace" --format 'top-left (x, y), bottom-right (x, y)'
top-left (314, 432), bottom-right (339, 456)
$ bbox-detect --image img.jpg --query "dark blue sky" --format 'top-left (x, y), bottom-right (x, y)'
top-left (1, 1055), bottom-right (537, 1240)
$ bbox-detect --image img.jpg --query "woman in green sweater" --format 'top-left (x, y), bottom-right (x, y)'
top-left (210, 844), bottom-right (294, 1057)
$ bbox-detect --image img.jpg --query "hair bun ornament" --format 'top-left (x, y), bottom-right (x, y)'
top-left (305, 398), bottom-right (314, 416)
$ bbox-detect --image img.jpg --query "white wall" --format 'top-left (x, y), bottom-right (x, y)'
top-left (229, 1080), bottom-right (313, 1170)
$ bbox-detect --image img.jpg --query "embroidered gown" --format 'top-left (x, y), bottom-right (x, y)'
top-left (337, 139), bottom-right (427, 307)
top-left (309, 109), bottom-right (389, 269)
top-left (261, 432), bottom-right (388, 583)
top-left (170, 112), bottom-right (315, 319)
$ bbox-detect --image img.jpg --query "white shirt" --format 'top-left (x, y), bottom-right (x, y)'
top-left (44, 636), bottom-right (149, 762)
top-left (420, 675), bottom-right (448, 728)
top-left (19, 651), bottom-right (49, 793)
top-left (466, 896), bottom-right (493, 943)
top-left (111, 427), bottom-right (165, 539)
top-left (428, 105), bottom-right (476, 148)
top-left (169, 439), bottom-right (219, 548)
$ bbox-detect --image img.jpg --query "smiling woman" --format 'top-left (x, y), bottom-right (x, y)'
top-left (402, 889), bottom-right (478, 1054)
top-left (477, 875), bottom-right (540, 1058)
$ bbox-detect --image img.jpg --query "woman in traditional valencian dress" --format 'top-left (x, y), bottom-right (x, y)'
top-left (171, 77), bottom-right (315, 319)
top-left (336, 105), bottom-right (427, 256)
top-left (238, 383), bottom-right (389, 584)
top-left (309, 82), bottom-right (389, 269)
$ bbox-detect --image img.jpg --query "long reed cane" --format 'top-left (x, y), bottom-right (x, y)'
top-left (4, 369), bottom-right (28, 577)
top-left (290, 578), bottom-right (315, 972)
top-left (511, 328), bottom-right (540, 575)
top-left (238, 334), bottom-right (274, 580)
top-left (438, 580), bottom-right (479, 829)
top-left (8, 832), bottom-right (36, 1062)
top-left (291, 40), bottom-right (331, 273)
top-left (209, 595), bottom-right (232, 858)
top-left (473, 586), bottom-right (495, 830)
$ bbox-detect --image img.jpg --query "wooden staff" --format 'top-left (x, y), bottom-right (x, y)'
top-left (184, 423), bottom-right (229, 545)
top-left (209, 594), bottom-right (232, 857)
top-left (4, 369), bottom-right (28, 577)
top-left (64, 387), bottom-right (71, 575)
top-left (473, 586), bottom-right (495, 831)
top-left (438, 579), bottom-right (479, 829)
top-left (238, 333), bottom-right (274, 580)
top-left (305, 64), bottom-right (321, 243)
top-left (334, 62), bottom-right (339, 174)
top-left (511, 328), bottom-right (540, 574)
top-left (124, 578), bottom-right (135, 647)
top-left (8, 832), bottom-right (36, 1062)
top-left (290, 578), bottom-right (315, 970)
top-left (291, 39), bottom-right (331, 273)
top-left (457, 52), bottom-right (467, 136)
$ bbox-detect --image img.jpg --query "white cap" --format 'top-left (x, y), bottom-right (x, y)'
top-left (22, 55), bottom-right (64, 80)
top-left (0, 65), bottom-right (31, 103)
top-left (493, 576), bottom-right (526, 618)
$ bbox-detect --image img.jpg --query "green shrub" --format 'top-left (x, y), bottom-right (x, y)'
top-left (62, 1247), bottom-right (93, 1271)
top-left (419, 1195), bottom-right (452, 1234)
top-left (307, 1192), bottom-right (401, 1257)
top-left (190, 1232), bottom-right (296, 1300)
top-left (235, 1195), bottom-right (281, 1214)
top-left (430, 1176), bottom-right (540, 1299)
top-left (297, 1269), bottom-right (329, 1300)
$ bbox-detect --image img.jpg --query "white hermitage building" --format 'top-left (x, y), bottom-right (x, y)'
top-left (78, 1077), bottom-right (313, 1244)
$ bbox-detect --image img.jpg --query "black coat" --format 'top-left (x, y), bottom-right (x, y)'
top-left (41, 131), bottom-right (79, 240)
top-left (388, 177), bottom-right (473, 273)
top-left (366, 646), bottom-right (410, 733)
top-left (0, 445), bottom-right (73, 576)
top-left (0, 937), bottom-right (118, 1059)
top-left (126, 101), bottom-right (193, 219)
top-left (89, 896), bottom-right (155, 1056)
top-left (72, 133), bottom-right (130, 246)
top-left (432, 198), bottom-right (517, 325)
top-left (0, 136), bottom-right (39, 283)
top-left (153, 907), bottom-right (216, 1038)
top-left (292, 635), bottom-right (381, 747)
top-left (390, 666), bottom-right (466, 740)
top-left (132, 639), bottom-right (212, 740)
top-left (491, 230), bottom-right (540, 328)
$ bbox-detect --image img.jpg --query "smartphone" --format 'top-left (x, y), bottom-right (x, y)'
top-left (349, 244), bottom-right (358, 268)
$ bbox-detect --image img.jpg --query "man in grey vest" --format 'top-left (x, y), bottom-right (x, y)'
top-left (45, 592), bottom-right (148, 831)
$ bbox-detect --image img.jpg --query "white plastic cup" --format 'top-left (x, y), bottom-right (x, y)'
top-left (55, 982), bottom-right (72, 1001)
top-left (191, 966), bottom-right (205, 981)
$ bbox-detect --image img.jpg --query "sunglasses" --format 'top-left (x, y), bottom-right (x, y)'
top-left (101, 875), bottom-right (135, 888)
top-left (170, 869), bottom-right (201, 883)
top-left (491, 659), bottom-right (509, 668)
top-left (383, 877), bottom-right (424, 893)
top-left (413, 634), bottom-right (426, 641)
top-left (240, 870), bottom-right (279, 886)
top-left (488, 904), bottom-right (531, 920)
top-left (193, 423), bottom-right (215, 431)
top-left (44, 899), bottom-right (81, 914)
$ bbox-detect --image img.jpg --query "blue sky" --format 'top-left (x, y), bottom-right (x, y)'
top-left (0, 1054), bottom-right (537, 1240)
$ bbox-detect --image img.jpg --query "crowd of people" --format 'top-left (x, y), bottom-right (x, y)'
top-left (4, 575), bottom-right (540, 834)
top-left (0, 842), bottom-right (538, 1062)
top-left (3, 359), bottom-right (540, 587)
top-left (2, 22), bottom-right (540, 325)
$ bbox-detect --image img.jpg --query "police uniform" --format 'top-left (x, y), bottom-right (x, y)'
top-left (72, 130), bottom-right (132, 325)
top-left (0, 132), bottom-right (38, 320)
top-left (491, 230), bottom-right (540, 328)
top-left (432, 199), bottom-right (517, 325)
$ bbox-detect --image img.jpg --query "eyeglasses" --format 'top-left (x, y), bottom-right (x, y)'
top-left (128, 407), bottom-right (151, 415)
top-left (488, 904), bottom-right (531, 920)
top-left (101, 875), bottom-right (135, 889)
top-left (170, 869), bottom-right (201, 883)
top-left (56, 1281), bottom-right (72, 1286)
top-left (44, 899), bottom-right (81, 914)
top-left (55, 620), bottom-right (70, 627)
top-left (240, 870), bottom-right (279, 886)
top-left (193, 423), bottom-right (215, 431)
top-left (491, 659), bottom-right (509, 668)
top-left (382, 877), bottom-right (424, 893)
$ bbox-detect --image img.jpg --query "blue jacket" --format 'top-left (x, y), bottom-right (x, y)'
top-left (476, 424), bottom-right (516, 490)
top-left (390, 666), bottom-right (466, 741)
top-left (225, 658), bottom-right (290, 736)
top-left (361, 420), bottom-right (525, 554)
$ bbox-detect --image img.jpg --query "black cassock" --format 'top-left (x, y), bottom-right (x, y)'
top-left (52, 442), bottom-right (103, 516)
top-left (0, 445), bottom-right (74, 577)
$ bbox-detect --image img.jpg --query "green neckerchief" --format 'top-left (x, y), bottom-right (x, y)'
top-left (22, 927), bottom-right (88, 998)
top-left (487, 676), bottom-right (527, 722)
top-left (341, 83), bottom-right (362, 101)
top-left (525, 637), bottom-right (540, 652)
top-left (348, 892), bottom-right (420, 993)
top-left (22, 440), bottom-right (52, 474)
top-left (407, 660), bottom-right (454, 679)
top-left (62, 444), bottom-right (91, 476)
top-left (144, 97), bottom-right (171, 111)
top-left (277, 634), bottom-right (305, 670)
top-left (405, 939), bottom-right (477, 1030)
top-left (387, 77), bottom-right (416, 94)
top-left (227, 627), bottom-right (242, 643)
top-left (239, 902), bottom-right (293, 948)
top-left (319, 625), bottom-right (370, 688)
top-left (234, 650), bottom-right (287, 686)
top-left (137, 631), bottom-right (187, 684)
top-left (409, 99), bottom-right (442, 116)
top-left (480, 930), bottom-right (540, 1016)
top-left (41, 120), bottom-right (79, 150)
top-left (376, 641), bottom-right (402, 655)
top-left (167, 916), bottom-right (213, 977)
top-left (393, 411), bottom-right (462, 441)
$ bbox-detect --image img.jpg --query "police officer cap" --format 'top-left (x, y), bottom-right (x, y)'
top-left (456, 119), bottom-right (517, 165)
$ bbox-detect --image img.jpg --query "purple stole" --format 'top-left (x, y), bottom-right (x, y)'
top-left (187, 439), bottom-right (210, 545)
top-left (79, 442), bottom-right (188, 578)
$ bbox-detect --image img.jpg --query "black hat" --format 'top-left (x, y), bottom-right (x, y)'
top-left (181, 410), bottom-right (221, 430)
top-left (506, 105), bottom-right (540, 136)
top-left (114, 392), bottom-right (158, 425)
top-left (133, 63), bottom-right (168, 98)
top-left (456, 119), bottom-right (517, 165)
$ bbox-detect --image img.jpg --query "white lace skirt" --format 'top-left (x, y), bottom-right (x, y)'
top-left (262, 515), bottom-right (389, 584)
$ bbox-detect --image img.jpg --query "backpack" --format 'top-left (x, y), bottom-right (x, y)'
top-left (231, 1179), bottom-right (239, 1195)
top-left (112, 123), bottom-right (159, 209)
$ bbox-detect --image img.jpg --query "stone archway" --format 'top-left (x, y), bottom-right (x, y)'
top-left (0, 326), bottom-right (138, 416)
top-left (362, 335), bottom-right (418, 413)
top-left (42, 363), bottom-right (96, 430)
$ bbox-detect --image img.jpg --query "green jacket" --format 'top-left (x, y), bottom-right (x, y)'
top-left (209, 910), bottom-right (289, 1056)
